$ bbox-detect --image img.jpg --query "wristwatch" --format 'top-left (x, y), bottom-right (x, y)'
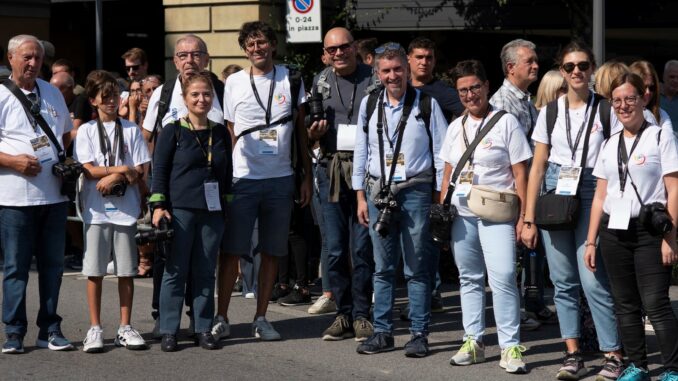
top-left (584, 240), bottom-right (597, 248)
top-left (523, 221), bottom-right (533, 229)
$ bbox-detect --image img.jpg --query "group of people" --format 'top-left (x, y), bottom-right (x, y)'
top-left (2, 19), bottom-right (678, 381)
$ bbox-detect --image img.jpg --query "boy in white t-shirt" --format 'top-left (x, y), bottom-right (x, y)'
top-left (74, 71), bottom-right (151, 353)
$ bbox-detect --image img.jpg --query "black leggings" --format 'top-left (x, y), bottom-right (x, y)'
top-left (278, 203), bottom-right (312, 286)
top-left (599, 214), bottom-right (678, 370)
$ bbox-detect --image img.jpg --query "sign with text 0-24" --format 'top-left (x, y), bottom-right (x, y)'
top-left (286, 0), bottom-right (322, 43)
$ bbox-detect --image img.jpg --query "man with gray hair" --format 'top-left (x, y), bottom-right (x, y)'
top-left (353, 42), bottom-right (447, 357)
top-left (661, 60), bottom-right (678, 130)
top-left (0, 34), bottom-right (74, 353)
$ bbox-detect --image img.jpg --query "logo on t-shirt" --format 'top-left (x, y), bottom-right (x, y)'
top-left (632, 153), bottom-right (646, 166)
top-left (480, 137), bottom-right (493, 149)
top-left (275, 93), bottom-right (287, 105)
top-left (591, 122), bottom-right (601, 133)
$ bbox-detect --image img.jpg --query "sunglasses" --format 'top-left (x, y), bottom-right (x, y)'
top-left (375, 42), bottom-right (402, 54)
top-left (324, 43), bottom-right (352, 55)
top-left (125, 64), bottom-right (140, 72)
top-left (561, 61), bottom-right (591, 73)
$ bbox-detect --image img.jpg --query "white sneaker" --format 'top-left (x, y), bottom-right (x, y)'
top-left (252, 316), bottom-right (281, 341)
top-left (644, 315), bottom-right (654, 332)
top-left (211, 315), bottom-right (230, 340)
top-left (114, 325), bottom-right (147, 350)
top-left (308, 295), bottom-right (337, 314)
top-left (83, 326), bottom-right (104, 353)
top-left (500, 345), bottom-right (527, 374)
top-left (449, 337), bottom-right (485, 366)
top-left (245, 292), bottom-right (255, 299)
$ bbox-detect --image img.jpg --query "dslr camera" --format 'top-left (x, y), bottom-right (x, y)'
top-left (305, 94), bottom-right (325, 126)
top-left (429, 203), bottom-right (456, 245)
top-left (104, 182), bottom-right (127, 198)
top-left (135, 217), bottom-right (174, 245)
top-left (373, 192), bottom-right (398, 237)
top-left (639, 202), bottom-right (673, 236)
top-left (52, 158), bottom-right (84, 200)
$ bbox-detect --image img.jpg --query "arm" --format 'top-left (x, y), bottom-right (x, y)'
top-left (62, 131), bottom-right (73, 151)
top-left (512, 160), bottom-right (529, 242)
top-left (295, 104), bottom-right (312, 208)
top-left (0, 152), bottom-right (40, 176)
top-left (584, 178), bottom-right (607, 272)
top-left (520, 142), bottom-right (549, 248)
top-left (662, 174), bottom-right (678, 266)
top-left (440, 162), bottom-right (453, 204)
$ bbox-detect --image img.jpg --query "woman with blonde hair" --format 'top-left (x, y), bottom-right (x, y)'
top-left (535, 70), bottom-right (567, 110)
top-left (594, 61), bottom-right (630, 99)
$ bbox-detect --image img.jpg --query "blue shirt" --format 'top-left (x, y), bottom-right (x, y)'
top-left (352, 88), bottom-right (448, 191)
top-left (660, 93), bottom-right (678, 134)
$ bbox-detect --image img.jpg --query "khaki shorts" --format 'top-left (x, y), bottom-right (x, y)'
top-left (82, 223), bottom-right (138, 277)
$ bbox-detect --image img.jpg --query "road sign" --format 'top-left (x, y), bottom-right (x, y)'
top-left (286, 0), bottom-right (322, 43)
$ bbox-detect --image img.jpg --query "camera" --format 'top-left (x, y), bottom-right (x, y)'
top-left (135, 217), bottom-right (174, 245)
top-left (639, 202), bottom-right (673, 236)
top-left (52, 158), bottom-right (84, 200)
top-left (104, 182), bottom-right (127, 198)
top-left (429, 203), bottom-right (456, 244)
top-left (373, 193), bottom-right (398, 237)
top-left (305, 93), bottom-right (325, 125)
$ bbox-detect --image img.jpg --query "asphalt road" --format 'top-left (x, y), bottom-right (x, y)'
top-left (0, 268), bottom-right (674, 381)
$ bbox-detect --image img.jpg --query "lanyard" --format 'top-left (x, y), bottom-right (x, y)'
top-left (249, 66), bottom-right (276, 128)
top-left (333, 71), bottom-right (358, 123)
top-left (564, 92), bottom-right (593, 164)
top-left (461, 106), bottom-right (491, 167)
top-left (185, 117), bottom-right (214, 176)
top-left (96, 117), bottom-right (123, 167)
top-left (617, 121), bottom-right (648, 195)
top-left (381, 96), bottom-right (410, 150)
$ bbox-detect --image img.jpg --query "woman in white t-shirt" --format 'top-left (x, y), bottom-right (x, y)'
top-left (440, 60), bottom-right (531, 374)
top-left (75, 70), bottom-right (151, 353)
top-left (630, 60), bottom-right (674, 132)
top-left (585, 73), bottom-right (678, 380)
top-left (520, 41), bottom-right (624, 380)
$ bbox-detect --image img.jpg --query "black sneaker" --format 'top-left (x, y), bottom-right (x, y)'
top-left (278, 284), bottom-right (312, 306)
top-left (404, 332), bottom-right (430, 358)
top-left (322, 314), bottom-right (354, 341)
top-left (356, 332), bottom-right (395, 355)
top-left (270, 283), bottom-right (290, 302)
top-left (528, 307), bottom-right (558, 325)
top-left (233, 277), bottom-right (243, 293)
top-left (161, 334), bottom-right (177, 352)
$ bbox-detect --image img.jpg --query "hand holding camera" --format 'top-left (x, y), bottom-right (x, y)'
top-left (96, 172), bottom-right (126, 196)
top-left (152, 207), bottom-right (172, 228)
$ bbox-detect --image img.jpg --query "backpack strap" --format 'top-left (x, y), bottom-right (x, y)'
top-left (545, 98), bottom-right (558, 146)
top-left (151, 79), bottom-right (177, 144)
top-left (417, 93), bottom-right (435, 189)
top-left (364, 90), bottom-right (381, 133)
top-left (597, 95), bottom-right (611, 139)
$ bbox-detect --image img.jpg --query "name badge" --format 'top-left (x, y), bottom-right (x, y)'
top-left (258, 128), bottom-right (278, 155)
top-left (555, 166), bottom-right (582, 196)
top-left (336, 124), bottom-right (357, 151)
top-left (455, 169), bottom-right (474, 197)
top-left (608, 196), bottom-right (632, 230)
top-left (385, 152), bottom-right (406, 182)
top-left (30, 135), bottom-right (56, 164)
top-left (204, 181), bottom-right (222, 211)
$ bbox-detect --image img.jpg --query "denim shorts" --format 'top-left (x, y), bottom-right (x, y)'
top-left (223, 175), bottom-right (295, 257)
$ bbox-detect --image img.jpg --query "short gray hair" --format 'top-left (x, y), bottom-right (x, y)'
top-left (7, 34), bottom-right (44, 55)
top-left (500, 39), bottom-right (536, 76)
top-left (175, 34), bottom-right (208, 54)
top-left (374, 42), bottom-right (407, 69)
top-left (664, 60), bottom-right (678, 73)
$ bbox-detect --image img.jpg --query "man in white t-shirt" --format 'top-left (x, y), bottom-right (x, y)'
top-left (214, 21), bottom-right (312, 342)
top-left (141, 34), bottom-right (224, 147)
top-left (0, 35), bottom-right (74, 354)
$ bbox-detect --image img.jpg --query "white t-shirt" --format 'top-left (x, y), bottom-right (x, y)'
top-left (0, 78), bottom-right (73, 206)
top-left (532, 95), bottom-right (622, 168)
top-left (440, 110), bottom-right (533, 217)
top-left (593, 124), bottom-right (678, 217)
top-left (74, 119), bottom-right (151, 225)
top-left (643, 108), bottom-right (674, 133)
top-left (142, 76), bottom-right (224, 133)
top-left (224, 65), bottom-right (306, 179)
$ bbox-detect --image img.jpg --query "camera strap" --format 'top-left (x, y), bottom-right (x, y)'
top-left (617, 121), bottom-right (648, 204)
top-left (377, 87), bottom-right (417, 192)
top-left (96, 117), bottom-right (124, 167)
top-left (442, 110), bottom-right (507, 206)
top-left (2, 79), bottom-right (66, 163)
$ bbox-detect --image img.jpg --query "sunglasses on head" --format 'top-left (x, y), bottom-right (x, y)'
top-left (561, 61), bottom-right (591, 73)
top-left (375, 42), bottom-right (402, 54)
top-left (125, 64), bottom-right (140, 72)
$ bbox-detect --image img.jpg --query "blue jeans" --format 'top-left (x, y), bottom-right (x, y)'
top-left (367, 181), bottom-right (436, 334)
top-left (541, 163), bottom-right (621, 351)
top-left (1, 202), bottom-right (68, 336)
top-left (452, 215), bottom-right (521, 348)
top-left (317, 165), bottom-right (373, 320)
top-left (159, 208), bottom-right (224, 334)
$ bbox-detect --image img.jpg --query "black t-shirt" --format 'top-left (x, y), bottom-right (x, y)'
top-left (312, 63), bottom-right (374, 154)
top-left (414, 79), bottom-right (463, 124)
top-left (68, 93), bottom-right (94, 122)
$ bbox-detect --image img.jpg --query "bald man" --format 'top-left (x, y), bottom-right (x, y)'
top-left (50, 71), bottom-right (92, 136)
top-left (309, 27), bottom-right (377, 343)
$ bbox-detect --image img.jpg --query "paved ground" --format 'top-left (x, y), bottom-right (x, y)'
top-left (0, 268), bottom-right (674, 380)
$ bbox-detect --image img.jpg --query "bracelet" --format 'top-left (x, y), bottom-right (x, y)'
top-left (584, 240), bottom-right (597, 248)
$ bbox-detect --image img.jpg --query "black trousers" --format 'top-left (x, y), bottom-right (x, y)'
top-left (599, 214), bottom-right (678, 370)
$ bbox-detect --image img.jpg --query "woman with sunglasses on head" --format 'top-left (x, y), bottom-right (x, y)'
top-left (630, 61), bottom-right (674, 133)
top-left (584, 72), bottom-right (678, 381)
top-left (521, 41), bottom-right (624, 381)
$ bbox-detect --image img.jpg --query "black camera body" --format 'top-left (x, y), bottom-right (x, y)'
top-left (52, 158), bottom-right (84, 200)
top-left (373, 193), bottom-right (398, 237)
top-left (135, 217), bottom-right (174, 245)
top-left (639, 202), bottom-right (673, 236)
top-left (305, 94), bottom-right (325, 125)
top-left (429, 203), bottom-right (456, 244)
top-left (104, 182), bottom-right (127, 198)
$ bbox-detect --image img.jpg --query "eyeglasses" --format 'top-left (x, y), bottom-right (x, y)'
top-left (175, 51), bottom-right (207, 60)
top-left (375, 42), bottom-right (402, 54)
top-left (324, 43), bottom-right (352, 55)
top-left (457, 83), bottom-right (484, 97)
top-left (611, 95), bottom-right (640, 108)
top-left (245, 39), bottom-right (270, 50)
top-left (125, 64), bottom-right (140, 72)
top-left (561, 61), bottom-right (591, 73)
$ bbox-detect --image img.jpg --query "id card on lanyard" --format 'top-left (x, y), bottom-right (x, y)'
top-left (186, 118), bottom-right (221, 211)
top-left (609, 124), bottom-right (647, 230)
top-left (30, 135), bottom-right (56, 163)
